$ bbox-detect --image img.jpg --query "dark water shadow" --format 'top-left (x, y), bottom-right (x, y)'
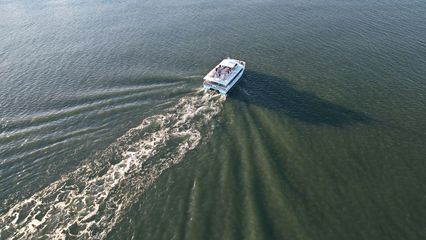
top-left (229, 70), bottom-right (373, 127)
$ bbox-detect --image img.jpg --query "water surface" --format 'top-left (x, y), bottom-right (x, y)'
top-left (1, 0), bottom-right (425, 239)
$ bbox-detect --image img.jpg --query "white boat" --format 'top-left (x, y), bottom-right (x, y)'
top-left (203, 58), bottom-right (246, 96)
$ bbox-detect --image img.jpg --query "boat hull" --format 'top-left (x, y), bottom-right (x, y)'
top-left (203, 67), bottom-right (245, 96)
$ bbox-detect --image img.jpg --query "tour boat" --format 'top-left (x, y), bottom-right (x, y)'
top-left (203, 58), bottom-right (246, 96)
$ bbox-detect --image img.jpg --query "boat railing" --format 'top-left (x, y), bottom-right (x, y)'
top-left (204, 81), bottom-right (226, 90)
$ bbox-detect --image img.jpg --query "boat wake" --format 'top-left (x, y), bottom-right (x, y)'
top-left (0, 90), bottom-right (225, 239)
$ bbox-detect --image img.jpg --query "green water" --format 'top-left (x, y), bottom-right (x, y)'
top-left (1, 0), bottom-right (425, 239)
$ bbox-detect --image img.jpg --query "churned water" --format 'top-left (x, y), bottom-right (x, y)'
top-left (1, 0), bottom-right (425, 239)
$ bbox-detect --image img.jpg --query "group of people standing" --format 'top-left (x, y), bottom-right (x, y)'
top-left (214, 64), bottom-right (237, 79)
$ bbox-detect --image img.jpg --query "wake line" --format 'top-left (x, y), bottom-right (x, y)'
top-left (0, 90), bottom-right (225, 239)
top-left (0, 81), bottom-right (186, 137)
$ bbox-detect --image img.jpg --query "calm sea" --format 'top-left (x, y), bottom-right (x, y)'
top-left (1, 0), bottom-right (425, 239)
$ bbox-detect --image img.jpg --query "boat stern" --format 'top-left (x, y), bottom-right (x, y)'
top-left (203, 81), bottom-right (227, 95)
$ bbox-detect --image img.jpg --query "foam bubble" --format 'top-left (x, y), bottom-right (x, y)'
top-left (0, 90), bottom-right (225, 239)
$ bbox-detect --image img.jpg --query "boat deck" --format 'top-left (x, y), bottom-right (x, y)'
top-left (203, 59), bottom-right (244, 86)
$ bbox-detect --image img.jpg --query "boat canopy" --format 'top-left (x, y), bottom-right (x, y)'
top-left (219, 59), bottom-right (239, 68)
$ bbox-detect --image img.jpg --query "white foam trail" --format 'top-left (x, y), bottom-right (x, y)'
top-left (0, 90), bottom-right (225, 239)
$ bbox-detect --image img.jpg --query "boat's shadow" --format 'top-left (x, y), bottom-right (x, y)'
top-left (229, 70), bottom-right (373, 127)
